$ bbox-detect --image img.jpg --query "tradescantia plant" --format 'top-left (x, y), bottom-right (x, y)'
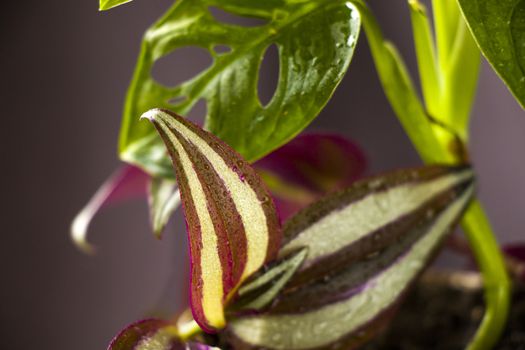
top-left (109, 109), bottom-right (475, 349)
top-left (73, 0), bottom-right (525, 348)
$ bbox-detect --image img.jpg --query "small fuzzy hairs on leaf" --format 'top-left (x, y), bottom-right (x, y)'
top-left (227, 165), bottom-right (475, 350)
top-left (142, 108), bottom-right (282, 332)
top-left (99, 0), bottom-right (133, 11)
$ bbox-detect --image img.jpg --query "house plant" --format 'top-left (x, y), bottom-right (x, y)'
top-left (74, 0), bottom-right (525, 348)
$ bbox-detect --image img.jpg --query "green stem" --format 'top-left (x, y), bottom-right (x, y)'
top-left (461, 201), bottom-right (510, 350)
top-left (351, 1), bottom-right (510, 348)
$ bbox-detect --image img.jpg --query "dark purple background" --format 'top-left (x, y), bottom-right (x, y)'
top-left (0, 1), bottom-right (523, 349)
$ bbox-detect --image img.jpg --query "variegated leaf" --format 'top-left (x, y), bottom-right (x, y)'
top-left (108, 319), bottom-right (219, 350)
top-left (226, 165), bottom-right (474, 349)
top-left (230, 247), bottom-right (308, 313)
top-left (142, 109), bottom-right (282, 332)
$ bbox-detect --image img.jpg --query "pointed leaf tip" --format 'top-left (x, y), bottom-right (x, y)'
top-left (228, 165), bottom-right (475, 349)
top-left (99, 0), bottom-right (133, 11)
top-left (144, 109), bottom-right (282, 332)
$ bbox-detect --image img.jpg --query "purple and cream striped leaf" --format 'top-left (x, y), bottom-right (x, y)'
top-left (230, 247), bottom-right (308, 313)
top-left (108, 319), bottom-right (219, 350)
top-left (226, 165), bottom-right (474, 350)
top-left (142, 109), bottom-right (282, 333)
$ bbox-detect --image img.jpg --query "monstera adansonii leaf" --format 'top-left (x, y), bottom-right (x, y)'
top-left (119, 0), bottom-right (361, 178)
top-left (143, 108), bottom-right (474, 347)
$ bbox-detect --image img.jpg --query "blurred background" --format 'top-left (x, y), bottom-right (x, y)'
top-left (0, 0), bottom-right (523, 349)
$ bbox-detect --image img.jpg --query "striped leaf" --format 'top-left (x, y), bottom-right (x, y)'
top-left (226, 165), bottom-right (474, 349)
top-left (142, 109), bottom-right (282, 332)
top-left (230, 247), bottom-right (308, 313)
top-left (108, 319), bottom-right (219, 350)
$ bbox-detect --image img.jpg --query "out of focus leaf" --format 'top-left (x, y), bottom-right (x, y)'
top-left (143, 109), bottom-right (281, 332)
top-left (71, 165), bottom-right (149, 253)
top-left (100, 0), bottom-right (133, 11)
top-left (353, 1), bottom-right (450, 164)
top-left (503, 244), bottom-right (525, 283)
top-left (458, 0), bottom-right (525, 109)
top-left (254, 133), bottom-right (366, 221)
top-left (227, 165), bottom-right (475, 349)
top-left (119, 0), bottom-right (361, 177)
top-left (108, 319), bottom-right (219, 350)
top-left (148, 177), bottom-right (181, 238)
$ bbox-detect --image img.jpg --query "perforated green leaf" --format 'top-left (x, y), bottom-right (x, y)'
top-left (119, 0), bottom-right (361, 178)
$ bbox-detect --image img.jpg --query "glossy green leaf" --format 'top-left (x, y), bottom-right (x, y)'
top-left (458, 0), bottom-right (525, 109)
top-left (148, 177), bottom-right (181, 238)
top-left (99, 0), bottom-right (133, 11)
top-left (119, 0), bottom-right (361, 178)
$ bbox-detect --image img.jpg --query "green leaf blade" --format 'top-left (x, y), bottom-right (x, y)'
top-left (99, 0), bottom-right (133, 11)
top-left (119, 0), bottom-right (361, 177)
top-left (408, 0), bottom-right (441, 117)
top-left (458, 0), bottom-right (525, 109)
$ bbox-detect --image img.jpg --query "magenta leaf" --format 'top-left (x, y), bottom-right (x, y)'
top-left (503, 244), bottom-right (525, 282)
top-left (71, 165), bottom-right (149, 253)
top-left (108, 318), bottom-right (219, 350)
top-left (254, 133), bottom-right (366, 221)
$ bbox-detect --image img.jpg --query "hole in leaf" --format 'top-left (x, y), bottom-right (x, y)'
top-left (187, 99), bottom-right (207, 127)
top-left (168, 96), bottom-right (188, 106)
top-left (151, 46), bottom-right (213, 87)
top-left (209, 6), bottom-right (268, 27)
top-left (258, 44), bottom-right (280, 107)
top-left (213, 44), bottom-right (232, 55)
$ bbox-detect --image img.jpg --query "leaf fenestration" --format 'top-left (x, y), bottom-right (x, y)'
top-left (119, 0), bottom-right (361, 178)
